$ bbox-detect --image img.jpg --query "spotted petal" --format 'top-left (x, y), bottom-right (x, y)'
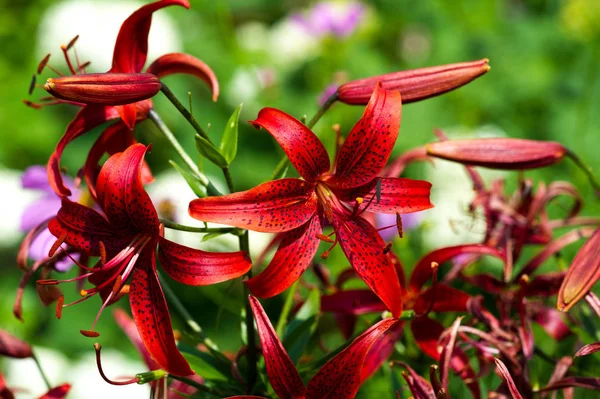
top-left (129, 260), bottom-right (193, 376)
top-left (321, 289), bottom-right (386, 315)
top-left (147, 53), bottom-right (219, 101)
top-left (333, 216), bottom-right (403, 317)
top-left (246, 215), bottom-right (321, 297)
top-left (250, 108), bottom-right (330, 182)
top-left (189, 178), bottom-right (318, 233)
top-left (47, 105), bottom-right (120, 196)
top-left (414, 284), bottom-right (470, 315)
top-left (305, 318), bottom-right (399, 398)
top-left (328, 84), bottom-right (402, 189)
top-left (110, 0), bottom-right (191, 73)
top-left (248, 296), bottom-right (305, 399)
top-left (158, 237), bottom-right (251, 285)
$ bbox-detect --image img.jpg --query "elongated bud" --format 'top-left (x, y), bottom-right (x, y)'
top-left (0, 329), bottom-right (34, 358)
top-left (426, 138), bottom-right (566, 170)
top-left (44, 73), bottom-right (160, 105)
top-left (557, 227), bottom-right (600, 312)
top-left (337, 59), bottom-right (490, 105)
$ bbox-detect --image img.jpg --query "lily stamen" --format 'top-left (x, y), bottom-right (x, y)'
top-left (94, 343), bottom-right (140, 385)
top-left (416, 262), bottom-right (439, 317)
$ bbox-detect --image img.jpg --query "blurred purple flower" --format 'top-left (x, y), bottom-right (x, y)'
top-left (20, 166), bottom-right (79, 271)
top-left (318, 83), bottom-right (339, 105)
top-left (376, 212), bottom-right (421, 242)
top-left (292, 1), bottom-right (365, 39)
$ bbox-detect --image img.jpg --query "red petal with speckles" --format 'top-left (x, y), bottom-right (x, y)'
top-left (147, 53), bottom-right (219, 102)
top-left (361, 320), bottom-right (404, 382)
top-left (327, 84), bottom-right (402, 189)
top-left (333, 216), bottom-right (403, 317)
top-left (96, 144), bottom-right (159, 235)
top-left (129, 260), bottom-right (193, 376)
top-left (558, 227), bottom-right (600, 311)
top-left (334, 177), bottom-right (433, 214)
top-left (305, 318), bottom-right (398, 399)
top-left (113, 308), bottom-right (159, 370)
top-left (189, 178), bottom-right (318, 233)
top-left (246, 215), bottom-right (321, 297)
top-left (110, 0), bottom-right (190, 73)
top-left (48, 198), bottom-right (121, 256)
top-left (410, 244), bottom-right (504, 291)
top-left (414, 284), bottom-right (470, 314)
top-left (248, 296), bottom-right (305, 399)
top-left (158, 237), bottom-right (251, 285)
top-left (411, 316), bottom-right (444, 360)
top-left (47, 105), bottom-right (120, 196)
top-left (38, 384), bottom-right (71, 399)
top-left (250, 108), bottom-right (330, 182)
top-left (321, 289), bottom-right (386, 315)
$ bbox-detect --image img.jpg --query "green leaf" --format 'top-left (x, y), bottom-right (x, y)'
top-left (169, 160), bottom-right (207, 198)
top-left (179, 343), bottom-right (231, 381)
top-left (195, 134), bottom-right (228, 168)
top-left (202, 232), bottom-right (224, 242)
top-left (220, 103), bottom-right (242, 164)
top-left (271, 157), bottom-right (289, 180)
top-left (282, 289), bottom-right (320, 364)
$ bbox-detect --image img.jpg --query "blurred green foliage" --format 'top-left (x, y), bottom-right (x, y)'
top-left (1, 0), bottom-right (599, 397)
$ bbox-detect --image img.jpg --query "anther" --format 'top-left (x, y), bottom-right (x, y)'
top-left (99, 241), bottom-right (107, 266)
top-left (80, 289), bottom-right (88, 297)
top-left (316, 233), bottom-right (334, 243)
top-left (396, 213), bottom-right (404, 238)
top-left (80, 329), bottom-right (100, 338)
top-left (49, 232), bottom-right (67, 257)
top-left (37, 279), bottom-right (59, 286)
top-left (23, 100), bottom-right (42, 109)
top-left (55, 296), bottom-right (64, 319)
top-left (28, 75), bottom-right (36, 95)
top-left (37, 54), bottom-right (51, 74)
top-left (66, 35), bottom-right (79, 50)
top-left (383, 242), bottom-right (393, 254)
top-left (111, 275), bottom-right (122, 297)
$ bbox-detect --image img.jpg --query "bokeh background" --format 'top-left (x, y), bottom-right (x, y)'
top-left (1, 0), bottom-right (599, 397)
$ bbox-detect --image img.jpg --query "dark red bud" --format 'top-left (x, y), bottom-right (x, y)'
top-left (0, 329), bottom-right (34, 359)
top-left (426, 138), bottom-right (566, 170)
top-left (337, 59), bottom-right (490, 105)
top-left (44, 73), bottom-right (161, 105)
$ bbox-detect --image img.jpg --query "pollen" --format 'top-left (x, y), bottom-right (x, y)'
top-left (80, 289), bottom-right (89, 297)
top-left (55, 296), bottom-right (64, 319)
top-left (80, 329), bottom-right (100, 338)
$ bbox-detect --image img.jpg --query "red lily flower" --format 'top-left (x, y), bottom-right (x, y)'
top-left (38, 0), bottom-right (219, 197)
top-left (224, 296), bottom-right (400, 399)
top-left (190, 84), bottom-right (433, 317)
top-left (0, 374), bottom-right (71, 399)
top-left (46, 144), bottom-right (251, 376)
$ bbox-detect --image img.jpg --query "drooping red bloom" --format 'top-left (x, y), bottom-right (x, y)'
top-left (46, 144), bottom-right (251, 375)
top-left (223, 296), bottom-right (400, 399)
top-left (0, 374), bottom-right (71, 399)
top-left (189, 84), bottom-right (433, 317)
top-left (37, 0), bottom-right (219, 197)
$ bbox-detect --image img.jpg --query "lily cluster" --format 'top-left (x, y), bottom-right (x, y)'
top-left (11, 0), bottom-right (600, 398)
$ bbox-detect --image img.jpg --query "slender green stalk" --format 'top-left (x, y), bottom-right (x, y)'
top-left (307, 92), bottom-right (338, 129)
top-left (270, 154), bottom-right (289, 180)
top-left (160, 84), bottom-right (210, 140)
top-left (239, 232), bottom-right (257, 393)
top-left (275, 280), bottom-right (299, 337)
top-left (147, 109), bottom-right (221, 197)
top-left (160, 219), bottom-right (241, 235)
top-left (168, 375), bottom-right (222, 397)
top-left (32, 352), bottom-right (52, 390)
top-left (565, 148), bottom-right (600, 196)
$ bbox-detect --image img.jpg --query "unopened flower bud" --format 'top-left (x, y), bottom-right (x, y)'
top-left (426, 138), bottom-right (566, 170)
top-left (44, 73), bottom-right (161, 105)
top-left (337, 59), bottom-right (490, 105)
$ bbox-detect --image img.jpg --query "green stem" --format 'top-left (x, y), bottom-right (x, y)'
top-left (239, 232), bottom-right (257, 393)
top-left (307, 92), bottom-right (338, 129)
top-left (270, 154), bottom-right (289, 180)
top-left (168, 375), bottom-right (222, 397)
top-left (275, 280), bottom-right (299, 337)
top-left (160, 219), bottom-right (242, 235)
top-left (158, 273), bottom-right (219, 351)
top-left (147, 109), bottom-right (221, 197)
top-left (160, 84), bottom-right (210, 140)
top-left (566, 148), bottom-right (600, 196)
top-left (32, 352), bottom-right (51, 390)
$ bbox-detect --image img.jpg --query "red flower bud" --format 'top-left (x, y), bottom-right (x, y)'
top-left (426, 138), bottom-right (566, 170)
top-left (0, 329), bottom-right (33, 359)
top-left (44, 73), bottom-right (161, 105)
top-left (337, 59), bottom-right (490, 105)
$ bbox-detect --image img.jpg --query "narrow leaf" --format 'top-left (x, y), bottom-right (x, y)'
top-left (220, 103), bottom-right (242, 164)
top-left (195, 134), bottom-right (228, 168)
top-left (169, 160), bottom-right (207, 198)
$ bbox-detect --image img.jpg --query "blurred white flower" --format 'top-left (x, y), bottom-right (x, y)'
top-left (0, 169), bottom-right (36, 247)
top-left (226, 66), bottom-right (277, 106)
top-left (37, 0), bottom-right (182, 72)
top-left (5, 347), bottom-right (68, 399)
top-left (268, 18), bottom-right (319, 66)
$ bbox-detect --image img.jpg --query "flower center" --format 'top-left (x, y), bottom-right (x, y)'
top-left (315, 182), bottom-right (351, 223)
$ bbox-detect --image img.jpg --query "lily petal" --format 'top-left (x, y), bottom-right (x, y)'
top-left (335, 177), bottom-right (433, 214)
top-left (114, 104), bottom-right (137, 130)
top-left (410, 316), bottom-right (444, 360)
top-left (248, 296), bottom-right (305, 399)
top-left (557, 227), bottom-right (600, 311)
top-left (48, 105), bottom-right (120, 196)
top-left (410, 244), bottom-right (504, 291)
top-left (321, 289), bottom-right (386, 315)
top-left (110, 0), bottom-right (191, 73)
top-left (0, 330), bottom-right (33, 359)
top-left (130, 261), bottom-right (193, 376)
top-left (189, 178), bottom-right (318, 233)
top-left (414, 284), bottom-right (470, 314)
top-left (246, 215), bottom-right (322, 297)
top-left (306, 318), bottom-right (398, 398)
top-left (38, 384), bottom-right (71, 399)
top-left (328, 84), bottom-right (402, 189)
top-left (531, 306), bottom-right (570, 340)
top-left (158, 237), bottom-right (251, 285)
top-left (250, 108), bottom-right (330, 182)
top-left (334, 216), bottom-right (403, 317)
top-left (48, 198), bottom-right (120, 256)
top-left (147, 53), bottom-right (219, 101)
top-left (494, 358), bottom-right (525, 399)
top-left (96, 144), bottom-right (159, 234)
top-left (361, 320), bottom-right (404, 382)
